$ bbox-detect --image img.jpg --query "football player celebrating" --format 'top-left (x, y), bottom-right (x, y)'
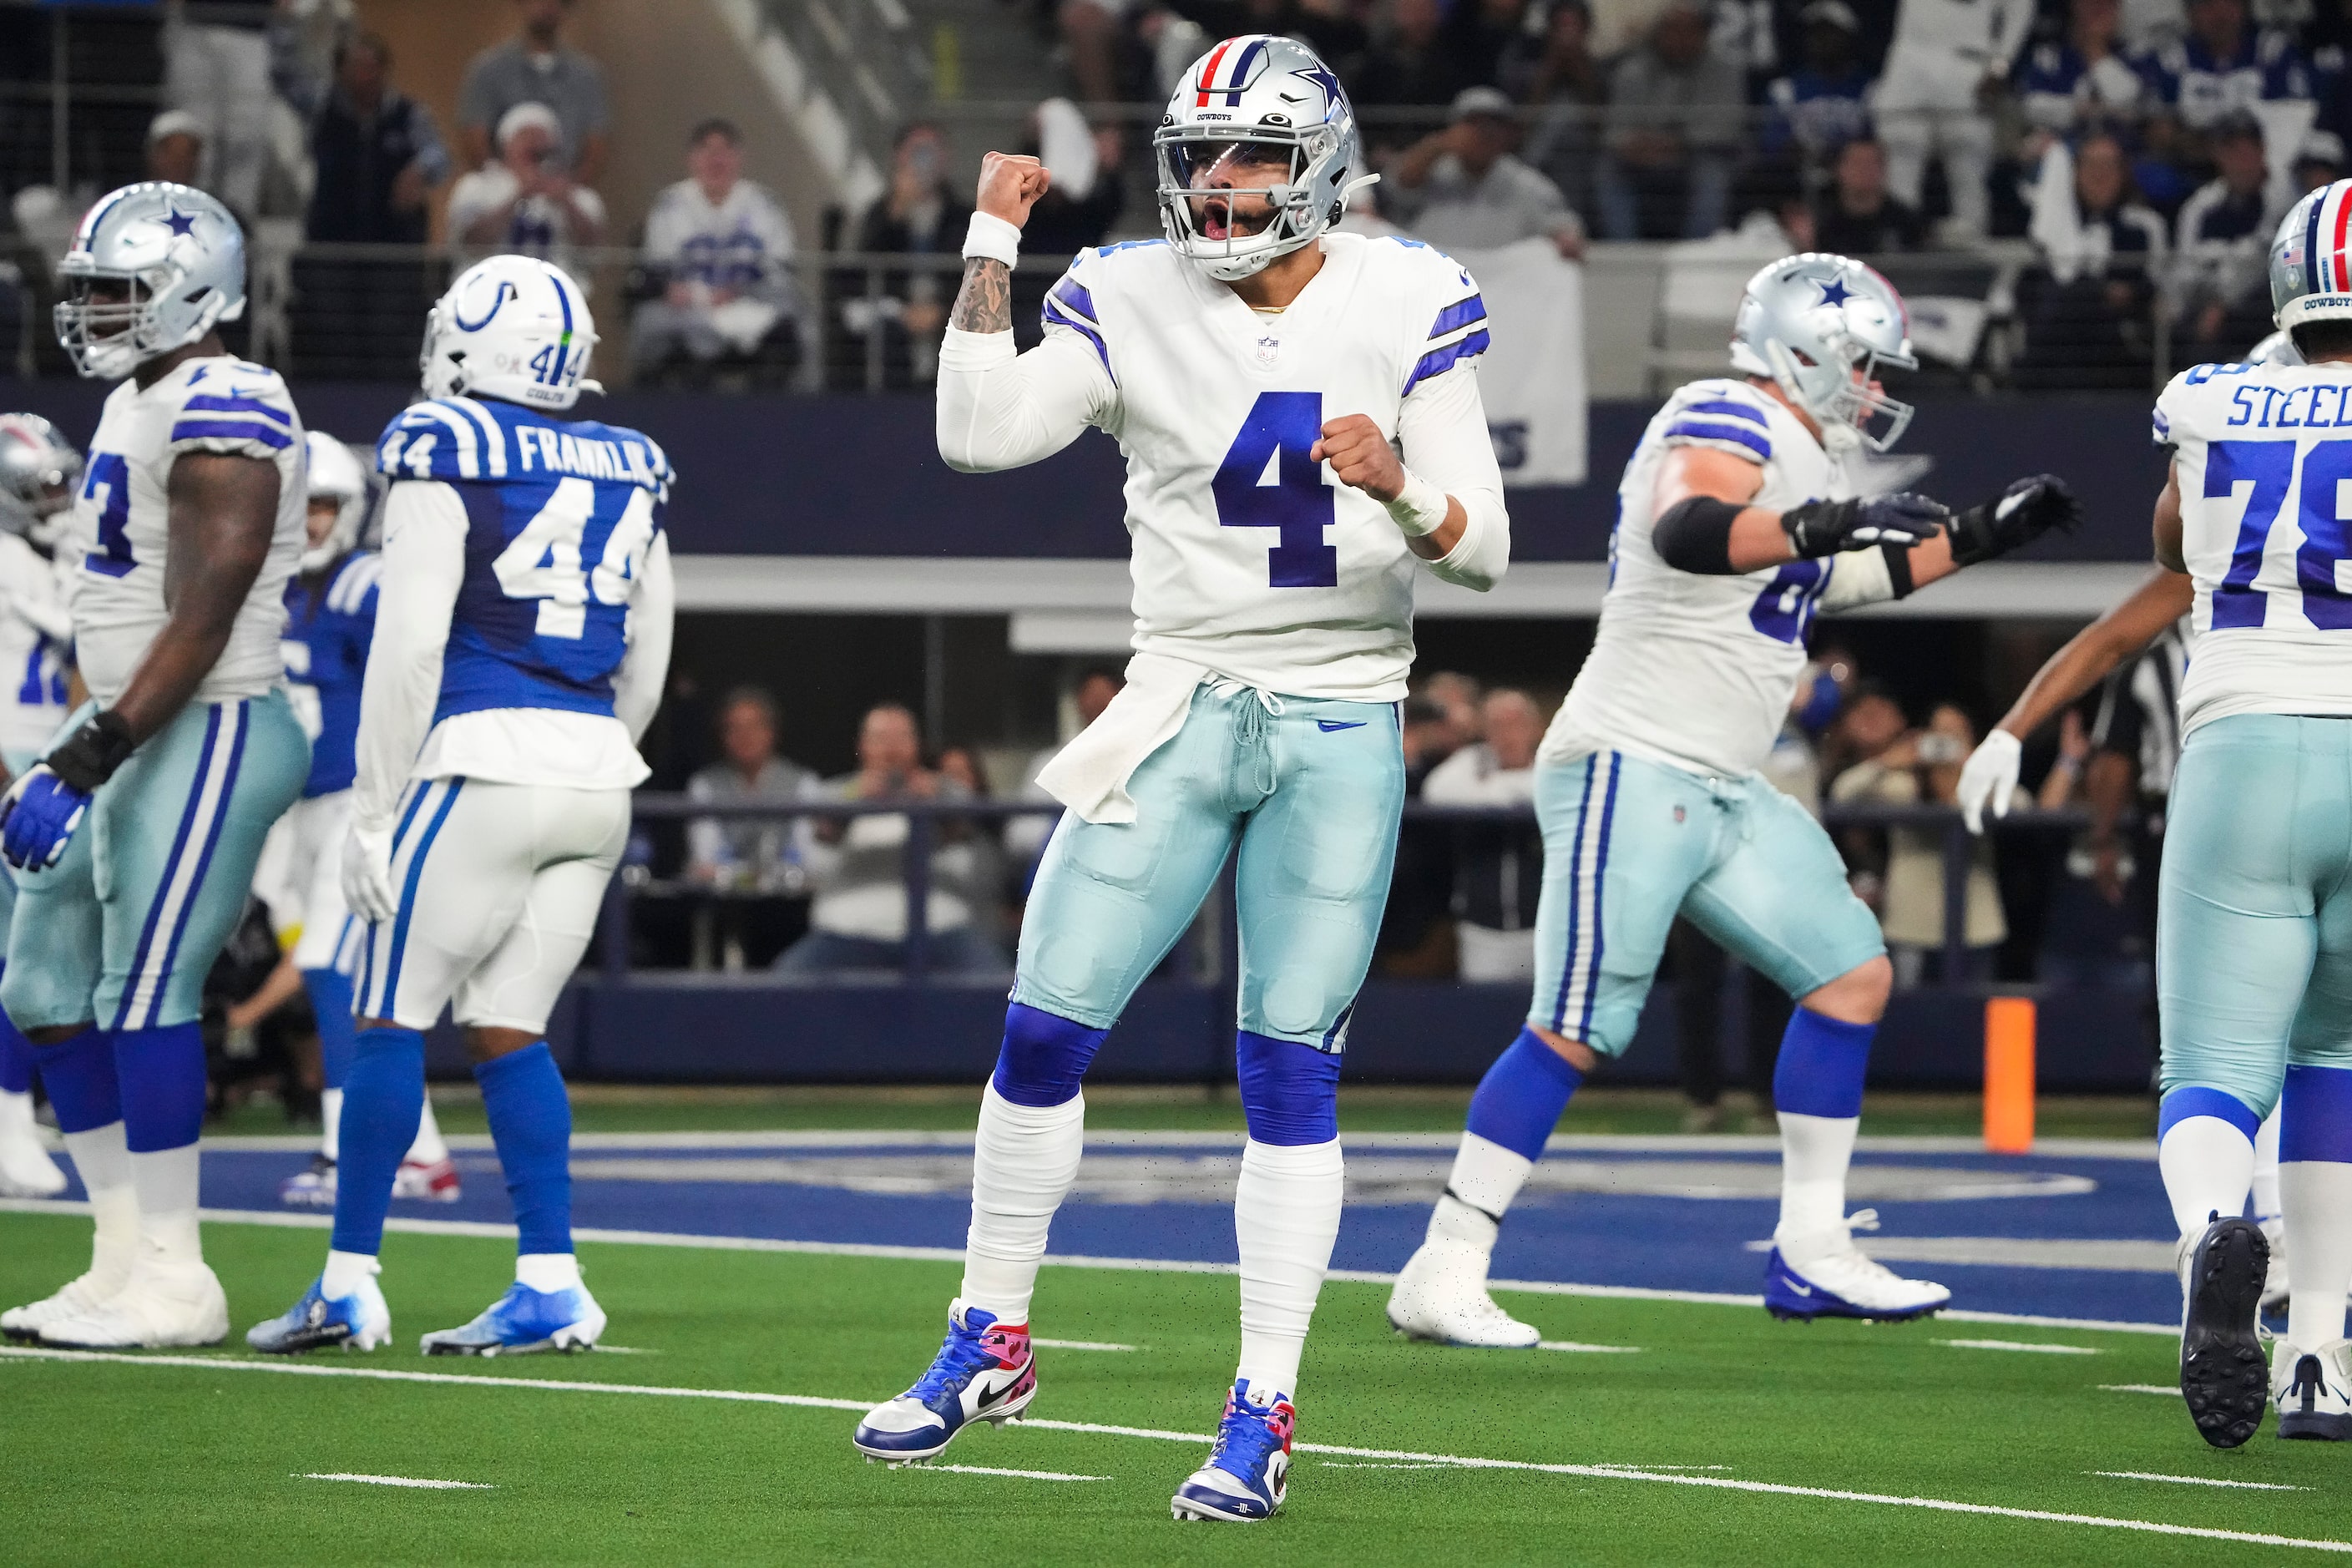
top-left (1387, 254), bottom-right (2079, 1346)
top-left (2134, 181), bottom-right (2352, 1448)
top-left (0, 185), bottom-right (312, 1348)
top-left (0, 413), bottom-right (81, 1200)
top-left (248, 255), bottom-right (673, 1357)
top-left (268, 431), bottom-right (458, 1210)
top-left (852, 36), bottom-right (1509, 1522)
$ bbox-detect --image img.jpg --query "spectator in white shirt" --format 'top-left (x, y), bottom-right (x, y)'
top-left (1388, 86), bottom-right (1588, 257)
top-left (1422, 688), bottom-right (1545, 982)
top-left (447, 101), bottom-right (605, 270)
top-left (633, 118), bottom-right (801, 384)
top-left (1873, 0), bottom-right (2036, 237)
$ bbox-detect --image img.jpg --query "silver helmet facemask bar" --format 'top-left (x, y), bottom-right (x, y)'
top-left (1763, 336), bottom-right (1918, 454)
top-left (53, 273), bottom-right (159, 378)
top-left (1153, 124), bottom-right (1342, 276)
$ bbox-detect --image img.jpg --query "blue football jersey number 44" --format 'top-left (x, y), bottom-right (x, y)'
top-left (493, 476), bottom-right (657, 639)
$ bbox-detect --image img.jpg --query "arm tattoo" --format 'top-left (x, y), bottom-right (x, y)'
top-left (949, 258), bottom-right (1013, 333)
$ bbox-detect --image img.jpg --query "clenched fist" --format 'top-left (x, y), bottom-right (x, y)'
top-left (1310, 414), bottom-right (1405, 503)
top-left (976, 152), bottom-right (1052, 229)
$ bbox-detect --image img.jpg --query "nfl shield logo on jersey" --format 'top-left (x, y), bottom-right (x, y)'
top-left (1256, 334), bottom-right (1279, 366)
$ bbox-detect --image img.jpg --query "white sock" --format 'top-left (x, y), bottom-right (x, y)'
top-left (2284, 1160), bottom-right (2352, 1351)
top-left (1234, 1137), bottom-right (1343, 1404)
top-left (1777, 1110), bottom-right (1859, 1236)
top-left (0, 1087), bottom-right (38, 1142)
top-left (62, 1121), bottom-right (138, 1287)
top-left (959, 1084), bottom-right (1085, 1324)
top-left (321, 1248), bottom-right (379, 1300)
top-left (319, 1087), bottom-right (342, 1161)
top-left (2159, 1115), bottom-right (2257, 1244)
top-left (2253, 1109), bottom-right (2283, 1222)
top-left (129, 1143), bottom-right (202, 1268)
top-left (1444, 1130), bottom-right (1535, 1223)
top-left (516, 1252), bottom-right (581, 1292)
top-left (407, 1095), bottom-right (448, 1165)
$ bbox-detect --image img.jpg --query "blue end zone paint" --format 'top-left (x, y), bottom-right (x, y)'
top-left (119, 1140), bottom-right (2192, 1328)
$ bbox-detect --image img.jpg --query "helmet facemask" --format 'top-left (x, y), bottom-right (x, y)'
top-left (1763, 336), bottom-right (1916, 453)
top-left (1156, 124), bottom-right (1341, 281)
top-left (54, 272), bottom-right (166, 381)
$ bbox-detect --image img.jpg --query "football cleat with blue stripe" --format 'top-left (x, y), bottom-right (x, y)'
top-left (246, 1273), bottom-right (392, 1354)
top-left (1764, 1211), bottom-right (1950, 1323)
top-left (852, 1300), bottom-right (1036, 1464)
top-left (1171, 1381), bottom-right (1293, 1523)
top-left (419, 1280), bottom-right (604, 1356)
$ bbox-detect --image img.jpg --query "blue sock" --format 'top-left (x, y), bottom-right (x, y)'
top-left (477, 1043), bottom-right (574, 1258)
top-left (330, 1026), bottom-right (425, 1257)
top-left (2281, 1065), bottom-right (2352, 1162)
top-left (0, 964), bottom-right (33, 1095)
top-left (1236, 1031), bottom-right (1342, 1146)
top-left (302, 968), bottom-right (357, 1091)
top-left (1465, 1028), bottom-right (1584, 1162)
top-left (1771, 1010), bottom-right (1878, 1120)
top-left (114, 1022), bottom-right (206, 1153)
top-left (33, 1026), bottom-right (119, 1133)
top-left (990, 1003), bottom-right (1107, 1109)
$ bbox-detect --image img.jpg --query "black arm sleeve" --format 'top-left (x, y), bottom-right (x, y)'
top-left (1880, 540), bottom-right (1915, 599)
top-left (1649, 495), bottom-right (1748, 575)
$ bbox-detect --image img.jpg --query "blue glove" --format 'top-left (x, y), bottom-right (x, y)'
top-left (0, 764), bottom-right (91, 870)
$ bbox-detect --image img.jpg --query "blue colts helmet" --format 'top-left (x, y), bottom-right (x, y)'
top-left (53, 182), bottom-right (246, 380)
top-left (2269, 178), bottom-right (2352, 335)
top-left (1154, 34), bottom-right (1364, 282)
top-left (1729, 253), bottom-right (1917, 453)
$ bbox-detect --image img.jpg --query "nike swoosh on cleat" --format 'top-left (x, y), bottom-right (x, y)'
top-left (1316, 720), bottom-right (1367, 732)
top-left (1779, 1277), bottom-right (1813, 1297)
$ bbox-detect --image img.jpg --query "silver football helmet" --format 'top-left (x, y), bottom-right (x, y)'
top-left (301, 430), bottom-right (370, 574)
top-left (2269, 178), bottom-right (2352, 336)
top-left (1729, 253), bottom-right (1917, 453)
top-left (0, 413), bottom-right (82, 553)
top-left (1153, 34), bottom-right (1364, 281)
top-left (53, 182), bottom-right (246, 381)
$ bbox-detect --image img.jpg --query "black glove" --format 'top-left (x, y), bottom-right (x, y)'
top-left (42, 709), bottom-right (135, 794)
top-left (1946, 473), bottom-right (2081, 567)
top-left (1778, 493), bottom-right (1947, 559)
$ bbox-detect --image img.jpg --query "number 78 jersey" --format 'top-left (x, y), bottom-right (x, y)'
top-left (1049, 232), bottom-right (1491, 701)
top-left (2156, 360), bottom-right (2352, 736)
top-left (375, 396), bottom-right (669, 723)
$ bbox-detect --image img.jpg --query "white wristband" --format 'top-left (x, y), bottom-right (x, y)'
top-left (1383, 468), bottom-right (1450, 538)
top-left (963, 210), bottom-right (1023, 267)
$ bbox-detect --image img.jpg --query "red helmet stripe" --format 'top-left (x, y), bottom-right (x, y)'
top-left (2331, 184), bottom-right (2351, 293)
top-left (1195, 38), bottom-right (1232, 107)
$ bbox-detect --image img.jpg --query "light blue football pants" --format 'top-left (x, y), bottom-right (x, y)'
top-left (1013, 683), bottom-right (1404, 1050)
top-left (2, 693), bottom-right (308, 1033)
top-left (2158, 713), bottom-right (2352, 1116)
top-left (1528, 749), bottom-right (1886, 1056)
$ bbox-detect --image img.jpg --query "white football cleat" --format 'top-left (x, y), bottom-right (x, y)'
top-left (1387, 1239), bottom-right (1540, 1348)
top-left (1764, 1211), bottom-right (1950, 1323)
top-left (2274, 1338), bottom-right (2352, 1441)
top-left (1, 1265), bottom-right (131, 1343)
top-left (38, 1259), bottom-right (229, 1348)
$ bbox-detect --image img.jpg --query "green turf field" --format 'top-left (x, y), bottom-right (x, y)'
top-left (4, 1206), bottom-right (2341, 1566)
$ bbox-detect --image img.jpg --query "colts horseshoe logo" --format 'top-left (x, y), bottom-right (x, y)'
top-left (453, 278), bottom-right (520, 332)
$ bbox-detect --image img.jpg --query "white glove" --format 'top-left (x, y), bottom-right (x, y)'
top-left (1957, 729), bottom-right (2022, 835)
top-left (341, 818), bottom-right (398, 925)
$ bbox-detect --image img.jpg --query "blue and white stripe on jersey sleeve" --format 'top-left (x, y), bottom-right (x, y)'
top-left (376, 397), bottom-right (513, 482)
top-left (167, 367), bottom-right (297, 454)
top-left (1041, 269), bottom-right (1115, 383)
top-left (326, 550), bottom-right (382, 617)
top-left (1661, 389), bottom-right (1773, 464)
top-left (1403, 270), bottom-right (1491, 397)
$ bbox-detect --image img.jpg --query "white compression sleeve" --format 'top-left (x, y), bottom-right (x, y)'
top-left (352, 481), bottom-right (466, 832)
top-left (1816, 544), bottom-right (1899, 611)
top-left (935, 326), bottom-right (1116, 473)
top-left (1395, 363), bottom-right (1510, 591)
top-left (612, 532), bottom-right (675, 744)
top-left (1778, 1112), bottom-right (1859, 1236)
top-left (1234, 1137), bottom-right (1344, 1402)
top-left (959, 1083), bottom-right (1086, 1323)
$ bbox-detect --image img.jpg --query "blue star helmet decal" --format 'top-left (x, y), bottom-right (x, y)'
top-left (1815, 276), bottom-right (1854, 308)
top-left (1291, 62), bottom-right (1343, 114)
top-left (160, 205), bottom-right (197, 237)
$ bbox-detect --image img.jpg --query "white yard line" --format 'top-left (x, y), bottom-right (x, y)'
top-left (921, 1464), bottom-right (1106, 1482)
top-left (8, 1347), bottom-right (2345, 1555)
top-left (298, 1472), bottom-right (492, 1490)
top-left (1936, 1339), bottom-right (2102, 1355)
top-left (0, 1197), bottom-right (2185, 1338)
top-left (2093, 1472), bottom-right (2306, 1491)
top-left (1537, 1341), bottom-right (1642, 1353)
top-left (1030, 1338), bottom-right (1139, 1353)
top-left (2102, 1384), bottom-right (2184, 1396)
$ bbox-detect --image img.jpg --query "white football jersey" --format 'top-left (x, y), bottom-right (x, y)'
top-left (0, 532), bottom-right (73, 763)
top-left (1043, 233), bottom-right (1498, 701)
top-left (1542, 377), bottom-right (1895, 778)
top-left (2155, 357), bottom-right (2352, 735)
top-left (65, 355), bottom-right (306, 706)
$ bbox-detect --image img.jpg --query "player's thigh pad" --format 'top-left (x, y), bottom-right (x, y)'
top-left (287, 790), bottom-right (357, 973)
top-left (1232, 696), bottom-right (1404, 1046)
top-left (1013, 690), bottom-right (1242, 1030)
top-left (2158, 716), bottom-right (2349, 1110)
top-left (1528, 751), bottom-right (1712, 1056)
top-left (453, 787), bottom-right (627, 1033)
top-left (95, 693), bottom-right (308, 1032)
top-left (1681, 776), bottom-right (1886, 1004)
